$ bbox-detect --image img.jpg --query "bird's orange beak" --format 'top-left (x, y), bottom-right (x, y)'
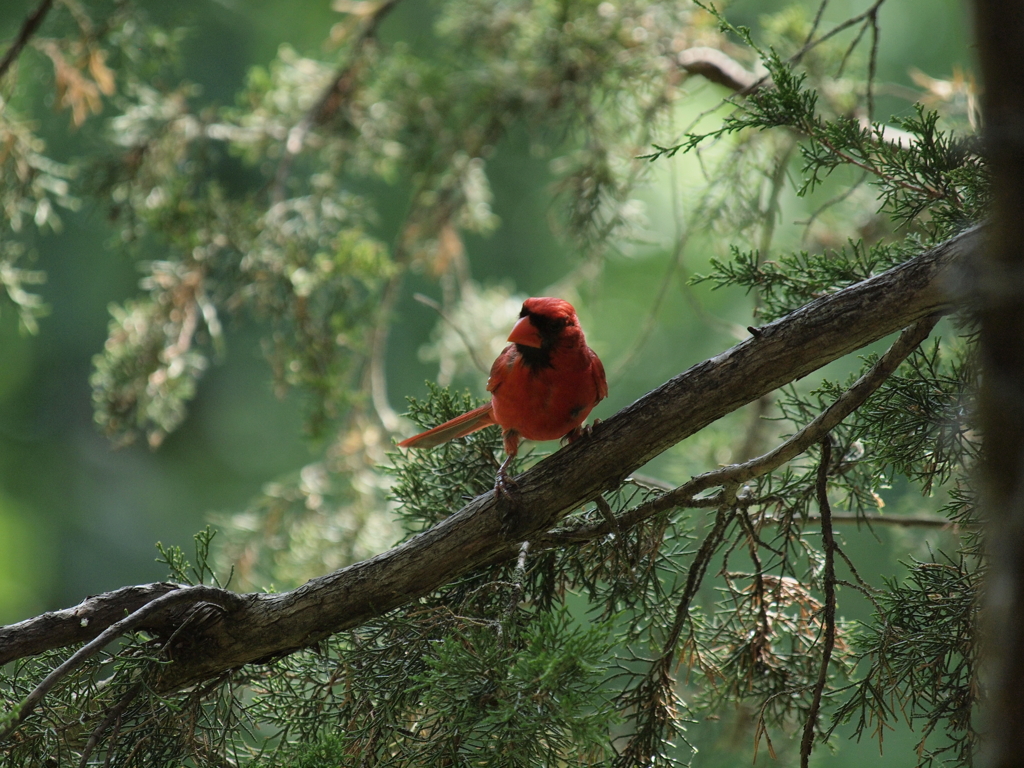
top-left (508, 315), bottom-right (543, 348)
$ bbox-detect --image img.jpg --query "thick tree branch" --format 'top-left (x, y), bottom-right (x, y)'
top-left (0, 585), bottom-right (240, 741)
top-left (0, 583), bottom-right (182, 666)
top-left (0, 225), bottom-right (982, 699)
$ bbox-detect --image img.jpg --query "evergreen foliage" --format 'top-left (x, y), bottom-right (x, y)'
top-left (0, 0), bottom-right (988, 766)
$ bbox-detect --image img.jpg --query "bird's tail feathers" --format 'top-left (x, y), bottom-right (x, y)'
top-left (397, 404), bottom-right (496, 449)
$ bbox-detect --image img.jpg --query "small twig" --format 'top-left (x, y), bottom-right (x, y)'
top-left (735, 393), bottom-right (775, 462)
top-left (506, 541), bottom-right (530, 618)
top-left (610, 141), bottom-right (747, 378)
top-left (100, 699), bottom-right (125, 768)
top-left (666, 505), bottom-right (736, 652)
top-left (78, 682), bottom-right (143, 768)
top-left (803, 511), bottom-right (954, 529)
top-left (593, 495), bottom-right (621, 536)
top-left (607, 237), bottom-right (686, 383)
top-left (755, 683), bottom-right (814, 759)
top-left (0, 584), bottom-right (238, 743)
top-left (628, 473), bottom-right (673, 491)
top-left (865, 7), bottom-right (881, 121)
top-left (797, 170), bottom-right (869, 243)
top-left (800, 438), bottom-right (837, 768)
top-left (757, 134), bottom-right (797, 262)
top-left (737, 511), bottom-right (773, 654)
top-left (413, 293), bottom-right (490, 374)
top-left (500, 541), bottom-right (530, 648)
top-left (270, 0), bottom-right (402, 202)
top-left (369, 273), bottom-right (403, 431)
top-left (790, 0), bottom-right (888, 67)
top-left (804, 0), bottom-right (830, 49)
top-left (833, 543), bottom-right (883, 611)
top-left (835, 13), bottom-right (870, 79)
top-left (0, 0), bottom-right (54, 82)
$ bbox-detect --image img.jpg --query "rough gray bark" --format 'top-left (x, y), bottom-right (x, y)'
top-left (0, 225), bottom-right (981, 694)
top-left (0, 583), bottom-right (181, 667)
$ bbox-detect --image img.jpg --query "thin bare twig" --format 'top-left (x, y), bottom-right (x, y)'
top-left (671, 502), bottom-right (736, 645)
top-left (796, 170), bottom-right (870, 242)
top-left (606, 227), bottom-right (686, 383)
top-left (100, 698), bottom-right (126, 768)
top-left (834, 543), bottom-right (883, 609)
top-left (0, 0), bottom-right (54, 82)
top-left (799, 438), bottom-right (837, 768)
top-left (790, 0), bottom-right (888, 67)
top-left (866, 7), bottom-right (881, 121)
top-left (803, 511), bottom-right (953, 529)
top-left (370, 272), bottom-right (404, 431)
top-left (413, 293), bottom-right (490, 374)
top-left (504, 541), bottom-right (530, 624)
top-left (836, 12), bottom-right (871, 79)
top-left (738, 510), bottom-right (773, 657)
top-left (804, 0), bottom-right (830, 49)
top-left (612, 117), bottom-right (754, 385)
top-left (78, 683), bottom-right (143, 768)
top-left (270, 0), bottom-right (402, 202)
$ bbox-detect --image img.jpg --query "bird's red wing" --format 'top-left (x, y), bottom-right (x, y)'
top-left (397, 404), bottom-right (497, 449)
top-left (486, 344), bottom-right (516, 394)
top-left (590, 348), bottom-right (608, 403)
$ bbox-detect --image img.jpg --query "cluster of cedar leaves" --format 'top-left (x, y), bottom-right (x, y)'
top-left (1, 0), bottom-right (984, 766)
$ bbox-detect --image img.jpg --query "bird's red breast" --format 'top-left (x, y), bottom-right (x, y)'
top-left (487, 297), bottom-right (606, 442)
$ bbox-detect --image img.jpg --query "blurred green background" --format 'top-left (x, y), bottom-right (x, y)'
top-left (0, 0), bottom-right (972, 611)
top-left (0, 1), bottom-right (973, 760)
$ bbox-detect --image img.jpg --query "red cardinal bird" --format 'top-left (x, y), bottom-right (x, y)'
top-left (398, 297), bottom-right (607, 494)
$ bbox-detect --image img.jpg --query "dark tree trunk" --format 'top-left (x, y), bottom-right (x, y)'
top-left (971, 2), bottom-right (1024, 765)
